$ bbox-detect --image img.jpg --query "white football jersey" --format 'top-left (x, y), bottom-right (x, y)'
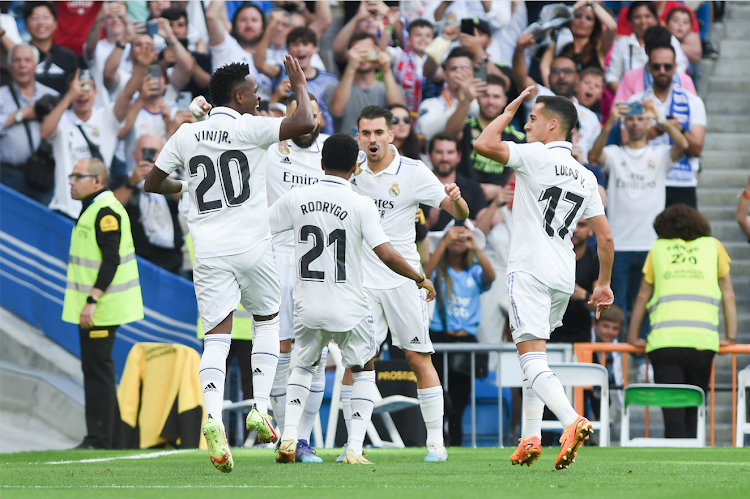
top-left (505, 141), bottom-right (605, 293)
top-left (351, 146), bottom-right (447, 289)
top-left (268, 175), bottom-right (390, 331)
top-left (266, 134), bottom-right (327, 248)
top-left (155, 106), bottom-right (283, 259)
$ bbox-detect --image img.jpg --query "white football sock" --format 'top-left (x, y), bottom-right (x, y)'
top-left (298, 347), bottom-right (327, 444)
top-left (341, 384), bottom-right (353, 445)
top-left (418, 386), bottom-right (444, 448)
top-left (522, 376), bottom-right (544, 440)
top-left (199, 334), bottom-right (231, 427)
top-left (270, 351), bottom-right (291, 433)
top-left (348, 370), bottom-right (376, 455)
top-left (282, 365), bottom-right (315, 442)
top-left (520, 352), bottom-right (579, 428)
top-left (250, 316), bottom-right (280, 414)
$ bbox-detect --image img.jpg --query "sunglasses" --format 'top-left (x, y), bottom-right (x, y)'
top-left (68, 173), bottom-right (98, 181)
top-left (650, 63), bottom-right (674, 71)
top-left (392, 116), bottom-right (412, 125)
top-left (550, 68), bottom-right (576, 75)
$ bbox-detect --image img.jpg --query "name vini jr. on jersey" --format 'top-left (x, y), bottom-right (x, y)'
top-left (555, 164), bottom-right (586, 187)
top-left (194, 130), bottom-right (231, 144)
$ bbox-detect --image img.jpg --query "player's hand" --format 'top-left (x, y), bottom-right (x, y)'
top-left (418, 277), bottom-right (436, 302)
top-left (284, 54), bottom-right (308, 92)
top-left (189, 96), bottom-right (212, 121)
top-left (444, 182), bottom-right (461, 202)
top-left (504, 85), bottom-right (535, 115)
top-left (79, 303), bottom-right (96, 329)
top-left (588, 284), bottom-right (614, 319)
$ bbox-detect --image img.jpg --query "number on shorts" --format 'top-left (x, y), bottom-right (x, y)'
top-left (538, 187), bottom-right (585, 239)
top-left (188, 150), bottom-right (251, 213)
top-left (299, 225), bottom-right (347, 282)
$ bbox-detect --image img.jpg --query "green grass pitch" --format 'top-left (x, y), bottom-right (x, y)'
top-left (1, 447), bottom-right (749, 499)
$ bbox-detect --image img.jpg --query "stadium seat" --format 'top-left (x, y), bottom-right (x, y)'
top-left (736, 368), bottom-right (750, 447)
top-left (620, 384), bottom-right (705, 447)
top-left (533, 363), bottom-right (610, 447)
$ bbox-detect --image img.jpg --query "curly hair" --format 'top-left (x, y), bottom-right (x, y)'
top-left (653, 204), bottom-right (712, 241)
top-left (322, 133), bottom-right (359, 173)
top-left (209, 63), bottom-right (251, 107)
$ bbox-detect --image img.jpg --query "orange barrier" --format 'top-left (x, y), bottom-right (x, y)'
top-left (572, 343), bottom-right (750, 447)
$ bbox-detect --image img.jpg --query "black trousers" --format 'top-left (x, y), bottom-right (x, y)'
top-left (665, 186), bottom-right (697, 208)
top-left (226, 338), bottom-right (254, 401)
top-left (79, 325), bottom-right (120, 449)
top-left (649, 347), bottom-right (715, 439)
top-left (431, 331), bottom-right (472, 447)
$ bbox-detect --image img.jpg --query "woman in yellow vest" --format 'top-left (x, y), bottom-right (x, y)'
top-left (62, 158), bottom-right (144, 449)
top-left (627, 204), bottom-right (737, 439)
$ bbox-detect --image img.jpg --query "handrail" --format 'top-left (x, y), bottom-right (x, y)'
top-left (573, 343), bottom-right (750, 447)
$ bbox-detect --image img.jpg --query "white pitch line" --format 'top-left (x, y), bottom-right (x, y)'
top-left (46, 449), bottom-right (198, 464)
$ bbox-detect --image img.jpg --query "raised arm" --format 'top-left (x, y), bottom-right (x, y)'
top-left (85, 2), bottom-right (119, 61)
top-left (332, 2), bottom-right (370, 65)
top-left (205, 0), bottom-right (228, 47)
top-left (587, 214), bottom-right (615, 319)
top-left (444, 73), bottom-right (483, 140)
top-left (157, 18), bottom-right (195, 90)
top-left (329, 47), bottom-right (363, 117)
top-left (373, 242), bottom-right (436, 301)
top-left (306, 1), bottom-right (331, 40)
top-left (512, 34), bottom-right (539, 102)
top-left (377, 49), bottom-right (404, 106)
top-left (589, 102), bottom-right (623, 166)
top-left (439, 183), bottom-right (470, 221)
top-left (41, 70), bottom-right (83, 139)
top-left (278, 56), bottom-right (315, 141)
top-left (642, 99), bottom-right (688, 161)
top-left (473, 85), bottom-right (534, 165)
top-left (254, 11), bottom-right (285, 79)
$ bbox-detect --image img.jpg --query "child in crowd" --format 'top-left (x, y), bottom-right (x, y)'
top-left (666, 7), bottom-right (703, 66)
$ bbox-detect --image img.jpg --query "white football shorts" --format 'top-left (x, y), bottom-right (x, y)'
top-left (294, 314), bottom-right (376, 369)
top-left (193, 239), bottom-right (281, 333)
top-left (367, 281), bottom-right (433, 354)
top-left (506, 271), bottom-right (570, 345)
top-left (273, 244), bottom-right (295, 342)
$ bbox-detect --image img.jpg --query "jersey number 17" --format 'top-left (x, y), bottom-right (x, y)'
top-left (539, 187), bottom-right (584, 239)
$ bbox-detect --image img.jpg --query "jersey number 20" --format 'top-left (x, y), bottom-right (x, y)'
top-left (189, 151), bottom-right (250, 213)
top-left (539, 187), bottom-right (584, 239)
top-left (299, 225), bottom-right (346, 283)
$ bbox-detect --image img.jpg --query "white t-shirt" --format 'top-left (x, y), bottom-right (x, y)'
top-left (629, 87), bottom-right (706, 188)
top-left (85, 39), bottom-right (132, 109)
top-left (525, 85), bottom-right (601, 163)
top-left (209, 31), bottom-right (275, 103)
top-left (48, 104), bottom-right (124, 219)
top-left (351, 145), bottom-right (447, 289)
top-left (604, 144), bottom-right (673, 251)
top-left (606, 33), bottom-right (688, 85)
top-left (265, 134), bottom-right (327, 248)
top-left (268, 175), bottom-right (390, 331)
top-left (123, 102), bottom-right (179, 173)
top-left (1, 14), bottom-right (22, 44)
top-left (155, 106), bottom-right (283, 259)
top-left (417, 87), bottom-right (479, 143)
top-left (505, 141), bottom-right (605, 293)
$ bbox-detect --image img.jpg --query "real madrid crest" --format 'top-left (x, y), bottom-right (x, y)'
top-left (91, 127), bottom-right (100, 138)
top-left (278, 144), bottom-right (290, 155)
top-left (389, 183), bottom-right (400, 197)
top-left (354, 165), bottom-right (363, 176)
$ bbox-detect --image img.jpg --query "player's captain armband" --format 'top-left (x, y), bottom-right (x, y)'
top-left (99, 214), bottom-right (119, 232)
top-left (189, 96), bottom-right (209, 121)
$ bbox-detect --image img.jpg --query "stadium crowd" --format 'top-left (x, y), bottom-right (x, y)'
top-left (0, 0), bottom-right (741, 447)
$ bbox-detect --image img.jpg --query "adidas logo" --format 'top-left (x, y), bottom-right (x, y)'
top-left (203, 382), bottom-right (219, 393)
top-left (289, 398), bottom-right (302, 406)
top-left (281, 157), bottom-right (292, 164)
top-left (252, 367), bottom-right (264, 377)
top-left (351, 412), bottom-right (363, 420)
top-left (410, 337), bottom-right (420, 344)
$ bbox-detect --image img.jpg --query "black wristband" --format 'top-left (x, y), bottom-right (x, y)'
top-left (86, 295), bottom-right (98, 304)
top-left (116, 41), bottom-right (126, 50)
top-left (416, 276), bottom-right (425, 284)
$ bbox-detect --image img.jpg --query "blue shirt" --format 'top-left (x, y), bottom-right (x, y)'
top-left (429, 264), bottom-right (491, 336)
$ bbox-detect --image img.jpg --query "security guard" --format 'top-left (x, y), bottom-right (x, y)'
top-left (627, 204), bottom-right (737, 439)
top-left (62, 158), bottom-right (144, 449)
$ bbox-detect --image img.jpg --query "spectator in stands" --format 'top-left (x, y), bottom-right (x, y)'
top-left (0, 44), bottom-right (58, 202)
top-left (512, 38), bottom-right (601, 162)
top-left (737, 168), bottom-right (750, 243)
top-left (425, 224), bottom-right (495, 447)
top-left (1, 8), bottom-right (22, 86)
top-left (550, 217), bottom-right (601, 344)
top-left (591, 305), bottom-right (625, 422)
top-left (332, 1), bottom-right (386, 68)
top-left (325, 33), bottom-right (403, 136)
top-left (160, 6), bottom-right (211, 103)
top-left (424, 133), bottom-right (487, 232)
top-left (538, 0), bottom-right (616, 88)
top-left (254, 9), bottom-right (293, 80)
top-left (433, 0), bottom-right (512, 63)
top-left (387, 19), bottom-right (436, 119)
top-left (444, 73), bottom-right (525, 202)
top-left (84, 2), bottom-right (131, 109)
top-left (23, 2), bottom-right (82, 96)
top-left (589, 99), bottom-right (688, 343)
top-left (205, 1), bottom-right (275, 103)
top-left (114, 134), bottom-right (183, 275)
top-left (629, 44), bottom-right (706, 208)
top-left (575, 67), bottom-right (605, 119)
top-left (42, 70), bottom-right (130, 220)
top-left (275, 0), bottom-right (332, 41)
top-left (605, 1), bottom-right (687, 94)
top-left (388, 104), bottom-right (423, 162)
top-left (418, 47), bottom-right (478, 144)
top-left (147, 1), bottom-right (172, 20)
top-left (616, 0), bottom-right (700, 38)
top-left (666, 6), bottom-right (702, 66)
top-left (628, 204), bottom-right (737, 439)
top-left (52, 1), bottom-right (102, 57)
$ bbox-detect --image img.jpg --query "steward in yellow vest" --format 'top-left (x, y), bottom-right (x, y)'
top-left (627, 204), bottom-right (737, 439)
top-left (62, 159), bottom-right (144, 449)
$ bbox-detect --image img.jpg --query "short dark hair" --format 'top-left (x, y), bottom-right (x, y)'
top-left (161, 6), bottom-right (188, 23)
top-left (408, 19), bottom-right (434, 35)
top-left (287, 26), bottom-right (317, 47)
top-left (232, 2), bottom-right (266, 38)
top-left (23, 1), bottom-right (56, 21)
top-left (322, 133), bottom-right (360, 173)
top-left (666, 6), bottom-right (694, 24)
top-left (285, 91), bottom-right (318, 107)
top-left (552, 55), bottom-right (578, 69)
top-left (485, 73), bottom-right (508, 93)
top-left (357, 105), bottom-right (393, 129)
top-left (643, 25), bottom-right (674, 54)
top-left (209, 63), bottom-right (251, 106)
top-left (536, 96), bottom-right (578, 137)
top-left (653, 204), bottom-right (712, 241)
top-left (348, 31), bottom-right (377, 49)
top-left (627, 1), bottom-right (658, 23)
top-left (579, 67), bottom-right (605, 83)
top-left (429, 132), bottom-right (460, 154)
top-left (443, 46), bottom-right (472, 67)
